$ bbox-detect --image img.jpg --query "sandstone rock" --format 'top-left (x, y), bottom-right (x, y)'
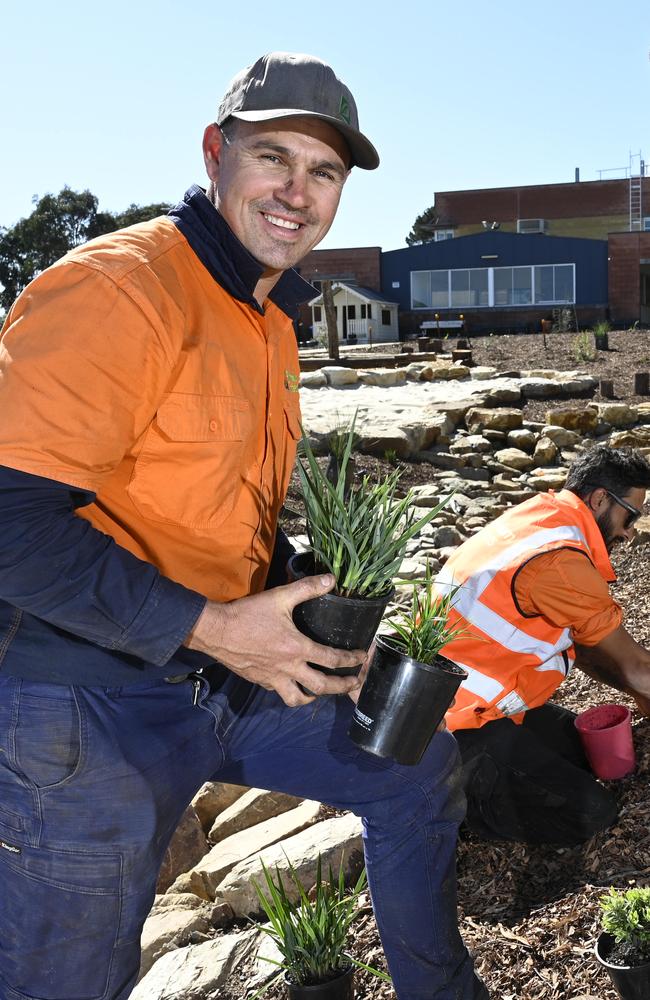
top-left (427, 361), bottom-right (470, 380)
top-left (482, 429), bottom-right (508, 444)
top-left (507, 429), bottom-right (536, 453)
top-left (139, 897), bottom-right (212, 979)
top-left (466, 407), bottom-right (523, 434)
top-left (192, 783), bottom-right (249, 837)
top-left (609, 427), bottom-right (650, 447)
top-left (398, 557), bottom-right (430, 579)
top-left (321, 366), bottom-right (359, 386)
top-left (406, 362), bottom-right (436, 381)
top-left (157, 806), bottom-right (209, 893)
top-left (469, 366), bottom-right (499, 380)
top-left (545, 407), bottom-right (598, 434)
top-left (594, 403), bottom-right (638, 427)
top-left (556, 375), bottom-right (597, 397)
top-left (519, 378), bottom-right (562, 399)
top-left (635, 402), bottom-right (650, 423)
top-left (482, 385), bottom-right (522, 405)
top-left (414, 450), bottom-right (467, 469)
top-left (429, 525), bottom-right (465, 548)
top-left (209, 789), bottom-right (303, 844)
top-left (299, 369), bottom-right (327, 388)
top-left (449, 434), bottom-right (492, 455)
top-left (218, 813), bottom-right (364, 917)
top-left (188, 800), bottom-right (322, 901)
top-left (358, 369), bottom-right (407, 387)
top-left (528, 469), bottom-right (568, 491)
top-left (131, 930), bottom-right (259, 1000)
top-left (533, 436), bottom-right (559, 466)
top-left (494, 448), bottom-right (534, 472)
top-left (492, 474), bottom-right (524, 492)
top-left (540, 425), bottom-right (581, 448)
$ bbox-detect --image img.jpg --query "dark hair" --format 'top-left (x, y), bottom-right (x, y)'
top-left (565, 445), bottom-right (650, 499)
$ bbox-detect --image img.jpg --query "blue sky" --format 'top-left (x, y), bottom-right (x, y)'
top-left (1, 0), bottom-right (648, 252)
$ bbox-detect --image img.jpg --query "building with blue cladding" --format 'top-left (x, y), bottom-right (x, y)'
top-left (380, 231), bottom-right (608, 336)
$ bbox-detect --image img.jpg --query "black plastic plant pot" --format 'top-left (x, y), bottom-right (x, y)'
top-left (286, 964), bottom-right (354, 1000)
top-left (595, 932), bottom-right (650, 1000)
top-left (288, 551), bottom-right (393, 679)
top-left (348, 634), bottom-right (468, 766)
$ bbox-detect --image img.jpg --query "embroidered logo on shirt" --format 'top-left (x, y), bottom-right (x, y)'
top-left (0, 840), bottom-right (21, 854)
top-left (284, 370), bottom-right (300, 393)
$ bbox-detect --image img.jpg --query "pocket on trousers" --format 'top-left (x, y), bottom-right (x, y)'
top-left (0, 844), bottom-right (121, 1000)
top-left (14, 686), bottom-right (82, 789)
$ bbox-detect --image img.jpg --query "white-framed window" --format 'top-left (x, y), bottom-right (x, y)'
top-left (381, 309), bottom-right (391, 325)
top-left (643, 217), bottom-right (650, 231)
top-left (434, 229), bottom-right (454, 241)
top-left (517, 219), bottom-right (547, 234)
top-left (411, 264), bottom-right (575, 309)
top-left (360, 303), bottom-right (373, 319)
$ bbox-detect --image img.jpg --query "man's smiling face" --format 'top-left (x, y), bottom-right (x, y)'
top-left (203, 116), bottom-right (350, 276)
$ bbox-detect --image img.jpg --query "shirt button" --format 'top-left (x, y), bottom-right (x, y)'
top-left (209, 419), bottom-right (217, 431)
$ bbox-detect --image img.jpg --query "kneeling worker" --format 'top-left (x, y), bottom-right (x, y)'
top-left (437, 445), bottom-right (650, 845)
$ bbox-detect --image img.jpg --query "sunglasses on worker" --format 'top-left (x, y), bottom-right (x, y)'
top-left (604, 489), bottom-right (643, 529)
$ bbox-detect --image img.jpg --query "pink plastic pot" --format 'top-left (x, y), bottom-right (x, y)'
top-left (574, 703), bottom-right (636, 780)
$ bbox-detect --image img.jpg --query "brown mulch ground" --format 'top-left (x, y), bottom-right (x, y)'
top-left (255, 329), bottom-right (650, 999)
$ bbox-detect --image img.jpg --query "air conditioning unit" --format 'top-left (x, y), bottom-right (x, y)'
top-left (517, 219), bottom-right (547, 234)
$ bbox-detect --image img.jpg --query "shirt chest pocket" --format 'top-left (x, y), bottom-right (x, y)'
top-left (127, 393), bottom-right (251, 530)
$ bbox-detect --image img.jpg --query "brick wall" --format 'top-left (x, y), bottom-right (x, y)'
top-left (297, 246), bottom-right (382, 290)
top-left (608, 232), bottom-right (650, 324)
top-left (434, 178), bottom-right (650, 228)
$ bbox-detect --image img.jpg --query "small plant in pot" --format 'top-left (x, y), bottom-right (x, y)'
top-left (348, 562), bottom-right (472, 766)
top-left (250, 854), bottom-right (391, 999)
top-left (290, 413), bottom-right (450, 678)
top-left (595, 886), bottom-right (650, 999)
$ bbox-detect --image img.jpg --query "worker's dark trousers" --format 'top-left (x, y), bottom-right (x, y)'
top-left (0, 671), bottom-right (489, 1000)
top-left (455, 703), bottom-right (619, 845)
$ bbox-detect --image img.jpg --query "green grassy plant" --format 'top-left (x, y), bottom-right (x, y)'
top-left (600, 886), bottom-right (650, 960)
top-left (297, 413), bottom-right (451, 598)
top-left (573, 330), bottom-right (597, 363)
top-left (250, 855), bottom-right (391, 995)
top-left (385, 561), bottom-right (473, 664)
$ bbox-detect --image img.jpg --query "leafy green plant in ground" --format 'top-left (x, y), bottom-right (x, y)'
top-left (298, 412), bottom-right (451, 598)
top-left (600, 886), bottom-right (650, 961)
top-left (386, 561), bottom-right (473, 665)
top-left (573, 330), bottom-right (597, 363)
top-left (250, 855), bottom-right (391, 997)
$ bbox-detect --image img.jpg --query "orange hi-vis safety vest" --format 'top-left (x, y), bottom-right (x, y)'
top-left (438, 489), bottom-right (615, 731)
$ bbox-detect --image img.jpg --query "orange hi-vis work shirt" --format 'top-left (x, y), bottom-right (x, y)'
top-left (0, 190), bottom-right (307, 661)
top-left (438, 490), bottom-right (620, 732)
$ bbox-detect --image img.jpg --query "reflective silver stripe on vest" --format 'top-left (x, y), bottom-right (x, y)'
top-left (436, 525), bottom-right (587, 662)
top-left (445, 659), bottom-right (505, 701)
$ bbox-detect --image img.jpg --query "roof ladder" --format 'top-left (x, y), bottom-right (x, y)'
top-left (629, 150), bottom-right (644, 231)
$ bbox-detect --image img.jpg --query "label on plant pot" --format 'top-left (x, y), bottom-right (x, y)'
top-left (352, 707), bottom-right (374, 731)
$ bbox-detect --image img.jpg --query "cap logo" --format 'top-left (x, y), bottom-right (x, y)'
top-left (338, 95), bottom-right (351, 125)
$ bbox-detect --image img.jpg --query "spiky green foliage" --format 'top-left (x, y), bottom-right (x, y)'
top-left (385, 561), bottom-right (472, 665)
top-left (251, 855), bottom-right (391, 995)
top-left (297, 413), bottom-right (451, 598)
top-left (600, 887), bottom-right (650, 959)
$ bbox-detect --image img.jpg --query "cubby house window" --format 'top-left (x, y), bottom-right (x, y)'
top-left (360, 304), bottom-right (373, 319)
top-left (381, 309), bottom-right (391, 325)
top-left (411, 264), bottom-right (575, 309)
top-left (313, 306), bottom-right (322, 322)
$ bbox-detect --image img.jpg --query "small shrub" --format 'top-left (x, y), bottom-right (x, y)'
top-left (384, 448), bottom-right (398, 465)
top-left (573, 330), bottom-right (597, 363)
top-left (600, 886), bottom-right (650, 962)
top-left (593, 320), bottom-right (611, 338)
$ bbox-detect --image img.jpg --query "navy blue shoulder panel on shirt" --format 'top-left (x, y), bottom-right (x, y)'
top-left (167, 186), bottom-right (317, 319)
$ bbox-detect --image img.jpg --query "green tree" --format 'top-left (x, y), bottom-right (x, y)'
top-left (0, 188), bottom-right (170, 312)
top-left (405, 204), bottom-right (438, 246)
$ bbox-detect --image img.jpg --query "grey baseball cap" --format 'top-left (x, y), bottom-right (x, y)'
top-left (217, 51), bottom-right (379, 170)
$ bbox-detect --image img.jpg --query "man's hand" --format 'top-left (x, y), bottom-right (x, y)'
top-left (185, 575), bottom-right (365, 707)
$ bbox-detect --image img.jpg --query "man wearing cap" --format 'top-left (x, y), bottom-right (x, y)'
top-left (0, 54), bottom-right (488, 999)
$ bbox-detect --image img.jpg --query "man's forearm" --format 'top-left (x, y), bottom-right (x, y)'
top-left (0, 465), bottom-right (205, 665)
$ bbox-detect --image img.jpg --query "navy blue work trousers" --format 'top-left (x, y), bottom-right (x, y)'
top-left (0, 671), bottom-right (489, 1000)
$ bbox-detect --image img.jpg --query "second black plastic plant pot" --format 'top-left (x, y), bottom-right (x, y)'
top-left (288, 551), bottom-right (393, 678)
top-left (348, 635), bottom-right (468, 765)
top-left (595, 932), bottom-right (650, 1000)
top-left (287, 965), bottom-right (354, 1000)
